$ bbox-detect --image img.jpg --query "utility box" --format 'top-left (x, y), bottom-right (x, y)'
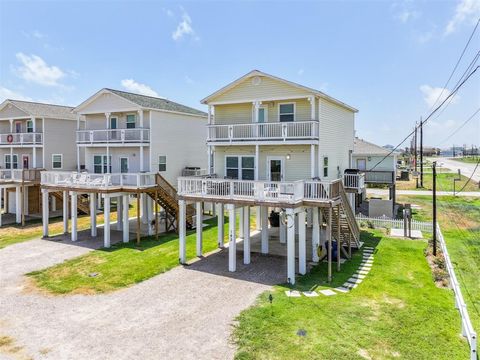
top-left (369, 199), bottom-right (393, 218)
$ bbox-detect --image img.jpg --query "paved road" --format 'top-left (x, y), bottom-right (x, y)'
top-left (0, 237), bottom-right (284, 360)
top-left (433, 157), bottom-right (480, 183)
top-left (367, 188), bottom-right (480, 197)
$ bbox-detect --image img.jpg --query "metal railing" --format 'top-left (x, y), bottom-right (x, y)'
top-left (76, 129), bottom-right (150, 144)
top-left (41, 171), bottom-right (156, 189)
top-left (343, 173), bottom-right (365, 190)
top-left (207, 121), bottom-right (319, 142)
top-left (0, 132), bottom-right (43, 145)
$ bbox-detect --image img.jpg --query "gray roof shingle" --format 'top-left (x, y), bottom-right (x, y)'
top-left (106, 89), bottom-right (207, 117)
top-left (7, 100), bottom-right (76, 120)
top-left (353, 137), bottom-right (392, 156)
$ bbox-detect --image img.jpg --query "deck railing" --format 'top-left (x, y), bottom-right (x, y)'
top-left (76, 129), bottom-right (150, 144)
top-left (41, 171), bottom-right (156, 189)
top-left (0, 132), bottom-right (43, 145)
top-left (343, 173), bottom-right (365, 190)
top-left (207, 121), bottom-right (319, 142)
top-left (0, 169), bottom-right (42, 182)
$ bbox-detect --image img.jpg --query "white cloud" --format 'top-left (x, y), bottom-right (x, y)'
top-left (420, 85), bottom-right (459, 108)
top-left (172, 11), bottom-right (198, 41)
top-left (0, 87), bottom-right (32, 102)
top-left (15, 53), bottom-right (65, 87)
top-left (121, 79), bottom-right (160, 97)
top-left (445, 0), bottom-right (480, 35)
top-left (32, 30), bottom-right (45, 39)
top-left (397, 9), bottom-right (420, 23)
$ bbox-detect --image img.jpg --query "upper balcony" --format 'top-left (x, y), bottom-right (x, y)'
top-left (0, 132), bottom-right (43, 147)
top-left (76, 128), bottom-right (150, 146)
top-left (0, 169), bottom-right (42, 184)
top-left (206, 121), bottom-right (319, 144)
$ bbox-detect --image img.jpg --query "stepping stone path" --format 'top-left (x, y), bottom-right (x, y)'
top-left (284, 246), bottom-right (376, 298)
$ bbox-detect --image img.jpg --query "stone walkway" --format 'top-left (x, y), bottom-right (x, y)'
top-left (0, 237), bottom-right (285, 360)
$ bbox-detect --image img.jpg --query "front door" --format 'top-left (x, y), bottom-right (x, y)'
top-left (15, 121), bottom-right (22, 133)
top-left (257, 106), bottom-right (267, 137)
top-left (110, 117), bottom-right (118, 140)
top-left (268, 157), bottom-right (284, 181)
top-left (22, 155), bottom-right (29, 169)
top-left (356, 159), bottom-right (367, 171)
top-left (120, 157), bottom-right (129, 173)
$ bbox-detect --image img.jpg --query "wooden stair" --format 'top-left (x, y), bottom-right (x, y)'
top-left (51, 191), bottom-right (90, 215)
top-left (147, 173), bottom-right (195, 231)
top-left (330, 182), bottom-right (361, 249)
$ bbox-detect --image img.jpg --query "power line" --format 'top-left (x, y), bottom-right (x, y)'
top-left (455, 158), bottom-right (480, 194)
top-left (370, 65), bottom-right (480, 171)
top-left (436, 107), bottom-right (480, 146)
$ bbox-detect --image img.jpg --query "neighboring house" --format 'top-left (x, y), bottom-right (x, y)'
top-left (0, 99), bottom-right (79, 226)
top-left (352, 137), bottom-right (397, 183)
top-left (41, 89), bottom-right (207, 247)
top-left (177, 70), bottom-right (364, 284)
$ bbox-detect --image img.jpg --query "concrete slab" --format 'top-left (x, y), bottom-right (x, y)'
top-left (352, 274), bottom-right (366, 279)
top-left (390, 228), bottom-right (424, 239)
top-left (335, 287), bottom-right (350, 293)
top-left (302, 291), bottom-right (319, 297)
top-left (347, 277), bottom-right (363, 284)
top-left (285, 290), bottom-right (301, 297)
top-left (319, 289), bottom-right (337, 296)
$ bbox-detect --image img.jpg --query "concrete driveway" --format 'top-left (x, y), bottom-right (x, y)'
top-left (434, 157), bottom-right (480, 183)
top-left (0, 238), bottom-right (285, 360)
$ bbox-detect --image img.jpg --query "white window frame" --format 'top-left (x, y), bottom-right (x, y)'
top-left (126, 113), bottom-right (136, 129)
top-left (26, 120), bottom-right (33, 133)
top-left (266, 156), bottom-right (285, 181)
top-left (158, 155), bottom-right (167, 172)
top-left (119, 156), bottom-right (129, 173)
top-left (252, 105), bottom-right (268, 123)
top-left (5, 154), bottom-right (18, 169)
top-left (109, 116), bottom-right (118, 129)
top-left (278, 102), bottom-right (296, 122)
top-left (52, 154), bottom-right (63, 169)
top-left (93, 154), bottom-right (111, 174)
top-left (323, 156), bottom-right (329, 178)
top-left (224, 155), bottom-right (255, 180)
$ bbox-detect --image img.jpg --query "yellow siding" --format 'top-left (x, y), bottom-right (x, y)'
top-left (210, 76), bottom-right (310, 103)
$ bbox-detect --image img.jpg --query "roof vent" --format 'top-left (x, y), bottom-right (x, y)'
top-left (252, 76), bottom-right (262, 86)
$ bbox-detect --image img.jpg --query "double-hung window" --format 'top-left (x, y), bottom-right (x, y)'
top-left (93, 155), bottom-right (111, 174)
top-left (126, 114), bottom-right (136, 129)
top-left (225, 156), bottom-right (255, 180)
top-left (158, 156), bottom-right (167, 172)
top-left (26, 120), bottom-right (33, 133)
top-left (5, 154), bottom-right (18, 169)
top-left (279, 103), bottom-right (295, 122)
top-left (52, 154), bottom-right (63, 169)
top-left (323, 156), bottom-right (329, 177)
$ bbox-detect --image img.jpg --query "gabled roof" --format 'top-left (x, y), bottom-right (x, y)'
top-left (353, 137), bottom-right (394, 156)
top-left (201, 70), bottom-right (358, 113)
top-left (75, 88), bottom-right (207, 117)
top-left (0, 99), bottom-right (76, 120)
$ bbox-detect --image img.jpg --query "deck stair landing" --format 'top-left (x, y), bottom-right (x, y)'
top-left (149, 173), bottom-right (195, 231)
top-left (330, 183), bottom-right (361, 249)
top-left (51, 192), bottom-right (90, 215)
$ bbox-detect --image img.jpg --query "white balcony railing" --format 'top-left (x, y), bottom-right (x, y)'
top-left (178, 177), bottom-right (342, 203)
top-left (0, 132), bottom-right (43, 145)
top-left (0, 169), bottom-right (42, 182)
top-left (41, 171), bottom-right (156, 189)
top-left (207, 121), bottom-right (319, 142)
top-left (343, 173), bottom-right (365, 190)
top-left (76, 129), bottom-right (150, 144)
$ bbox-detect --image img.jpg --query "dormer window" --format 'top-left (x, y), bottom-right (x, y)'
top-left (126, 114), bottom-right (136, 129)
top-left (279, 103), bottom-right (295, 122)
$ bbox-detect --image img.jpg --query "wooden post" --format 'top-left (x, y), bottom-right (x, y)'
top-left (327, 206), bottom-right (332, 282)
top-left (21, 184), bottom-right (25, 226)
top-left (337, 205), bottom-right (341, 271)
top-left (155, 190), bottom-right (159, 240)
top-left (136, 191), bottom-right (141, 245)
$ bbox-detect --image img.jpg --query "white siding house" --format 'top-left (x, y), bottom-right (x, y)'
top-left (0, 100), bottom-right (79, 226)
top-left (177, 70), bottom-right (363, 285)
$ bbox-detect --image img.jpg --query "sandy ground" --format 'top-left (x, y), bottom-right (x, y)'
top-left (0, 236), bottom-right (285, 360)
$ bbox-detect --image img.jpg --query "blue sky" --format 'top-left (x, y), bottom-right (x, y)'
top-left (0, 0), bottom-right (479, 148)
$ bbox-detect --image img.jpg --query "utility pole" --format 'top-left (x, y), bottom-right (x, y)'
top-left (420, 117), bottom-right (424, 188)
top-left (432, 161), bottom-right (437, 257)
top-left (414, 122), bottom-right (418, 188)
top-left (453, 144), bottom-right (456, 158)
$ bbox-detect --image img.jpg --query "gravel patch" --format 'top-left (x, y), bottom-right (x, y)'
top-left (0, 238), bottom-right (285, 359)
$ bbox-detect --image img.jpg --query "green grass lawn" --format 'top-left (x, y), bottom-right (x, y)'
top-left (398, 195), bottom-right (480, 334)
top-left (234, 230), bottom-right (468, 359)
top-left (456, 157), bottom-right (480, 164)
top-left (27, 216), bottom-right (226, 294)
top-left (396, 172), bottom-right (479, 192)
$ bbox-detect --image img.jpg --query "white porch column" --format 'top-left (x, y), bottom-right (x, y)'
top-left (90, 193), bottom-right (97, 237)
top-left (147, 197), bottom-right (154, 235)
top-left (243, 206), bottom-right (251, 264)
top-left (254, 144), bottom-right (259, 180)
top-left (179, 200), bottom-right (187, 263)
top-left (71, 192), bottom-right (78, 242)
top-left (279, 211), bottom-right (286, 244)
top-left (117, 196), bottom-right (123, 231)
top-left (207, 105), bottom-right (212, 124)
top-left (228, 204), bottom-right (236, 272)
top-left (15, 186), bottom-right (21, 224)
top-left (62, 190), bottom-right (69, 234)
top-left (140, 194), bottom-right (147, 224)
top-left (256, 206), bottom-right (261, 231)
top-left (51, 196), bottom-right (56, 212)
top-left (238, 206), bottom-right (244, 239)
top-left (298, 209), bottom-right (306, 275)
top-left (286, 208), bottom-right (296, 284)
top-left (97, 194), bottom-right (102, 210)
top-left (42, 190), bottom-right (49, 238)
top-left (217, 203), bottom-right (224, 247)
top-left (104, 195), bottom-right (111, 248)
top-left (309, 96), bottom-right (316, 120)
top-left (310, 144), bottom-right (316, 178)
top-left (122, 194), bottom-right (129, 243)
top-left (312, 208), bottom-right (320, 262)
top-left (261, 206), bottom-right (269, 254)
top-left (196, 201), bottom-right (203, 256)
top-left (106, 146), bottom-right (111, 174)
top-left (255, 144), bottom-right (261, 231)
